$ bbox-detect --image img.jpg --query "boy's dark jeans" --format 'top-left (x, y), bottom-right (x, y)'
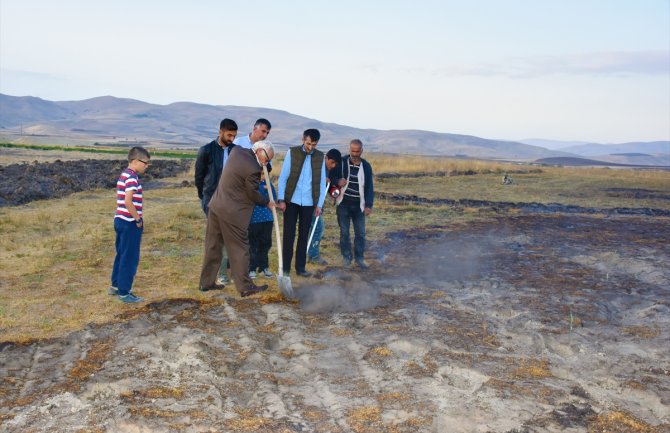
top-left (248, 221), bottom-right (273, 271)
top-left (336, 202), bottom-right (366, 262)
top-left (111, 218), bottom-right (143, 295)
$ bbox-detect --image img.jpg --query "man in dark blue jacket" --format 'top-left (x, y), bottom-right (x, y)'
top-left (332, 139), bottom-right (374, 269)
top-left (195, 119), bottom-right (238, 214)
top-left (194, 118), bottom-right (238, 284)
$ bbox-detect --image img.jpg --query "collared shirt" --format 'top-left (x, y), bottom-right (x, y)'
top-left (221, 145), bottom-right (231, 168)
top-left (233, 134), bottom-right (253, 149)
top-left (278, 146), bottom-right (326, 208)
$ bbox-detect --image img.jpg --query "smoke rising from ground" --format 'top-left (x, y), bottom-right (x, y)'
top-left (296, 271), bottom-right (381, 313)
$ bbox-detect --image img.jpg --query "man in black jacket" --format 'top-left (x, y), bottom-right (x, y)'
top-left (195, 118), bottom-right (238, 285)
top-left (195, 119), bottom-right (238, 214)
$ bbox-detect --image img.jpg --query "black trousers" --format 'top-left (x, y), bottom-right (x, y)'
top-left (282, 202), bottom-right (314, 273)
top-left (248, 221), bottom-right (273, 272)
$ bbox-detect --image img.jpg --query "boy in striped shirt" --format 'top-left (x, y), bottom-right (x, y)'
top-left (110, 147), bottom-right (150, 303)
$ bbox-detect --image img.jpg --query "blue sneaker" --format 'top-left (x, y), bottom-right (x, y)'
top-left (118, 293), bottom-right (144, 303)
top-left (109, 286), bottom-right (134, 296)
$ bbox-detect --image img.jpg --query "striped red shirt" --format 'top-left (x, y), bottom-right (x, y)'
top-left (115, 168), bottom-right (143, 221)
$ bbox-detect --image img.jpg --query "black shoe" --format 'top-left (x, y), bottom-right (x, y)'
top-left (308, 257), bottom-right (328, 265)
top-left (355, 260), bottom-right (369, 269)
top-left (296, 270), bottom-right (312, 277)
top-left (240, 284), bottom-right (269, 297)
top-left (199, 283), bottom-right (225, 292)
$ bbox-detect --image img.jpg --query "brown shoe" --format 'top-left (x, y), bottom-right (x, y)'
top-left (240, 284), bottom-right (269, 297)
top-left (199, 283), bottom-right (225, 292)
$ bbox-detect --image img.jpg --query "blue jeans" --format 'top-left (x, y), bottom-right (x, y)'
top-left (307, 215), bottom-right (325, 259)
top-left (336, 202), bottom-right (366, 262)
top-left (111, 218), bottom-right (143, 295)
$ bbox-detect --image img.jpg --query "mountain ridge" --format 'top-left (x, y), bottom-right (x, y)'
top-left (1, 94), bottom-right (667, 164)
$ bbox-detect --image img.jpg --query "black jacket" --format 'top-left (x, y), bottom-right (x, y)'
top-left (194, 139), bottom-right (237, 204)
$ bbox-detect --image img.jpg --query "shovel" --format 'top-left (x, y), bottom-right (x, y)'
top-left (262, 165), bottom-right (294, 299)
top-left (307, 214), bottom-right (320, 254)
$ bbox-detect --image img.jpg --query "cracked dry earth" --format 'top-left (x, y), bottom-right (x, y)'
top-left (1, 214), bottom-right (669, 433)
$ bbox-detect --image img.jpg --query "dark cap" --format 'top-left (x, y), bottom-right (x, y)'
top-left (326, 148), bottom-right (342, 160)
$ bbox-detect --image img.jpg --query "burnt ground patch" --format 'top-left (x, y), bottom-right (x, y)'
top-left (376, 168), bottom-right (543, 179)
top-left (376, 191), bottom-right (670, 217)
top-left (1, 214), bottom-right (668, 432)
top-left (604, 188), bottom-right (670, 201)
top-left (0, 158), bottom-right (192, 206)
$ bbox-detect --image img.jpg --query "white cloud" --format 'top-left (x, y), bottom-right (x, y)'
top-left (436, 50), bottom-right (670, 78)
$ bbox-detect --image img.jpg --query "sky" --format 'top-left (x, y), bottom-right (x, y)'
top-left (1, 0), bottom-right (669, 144)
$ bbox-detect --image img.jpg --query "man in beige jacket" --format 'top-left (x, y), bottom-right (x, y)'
top-left (199, 140), bottom-right (275, 297)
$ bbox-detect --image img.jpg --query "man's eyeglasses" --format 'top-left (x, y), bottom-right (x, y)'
top-left (261, 149), bottom-right (270, 162)
top-left (138, 159), bottom-right (149, 166)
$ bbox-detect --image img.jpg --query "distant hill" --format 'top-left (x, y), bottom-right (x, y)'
top-left (592, 153), bottom-right (670, 166)
top-left (557, 141), bottom-right (669, 156)
top-left (0, 93), bottom-right (574, 160)
top-left (519, 138), bottom-right (592, 150)
top-left (536, 155), bottom-right (670, 168)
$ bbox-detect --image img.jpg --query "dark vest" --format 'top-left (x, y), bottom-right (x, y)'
top-left (285, 146), bottom-right (324, 204)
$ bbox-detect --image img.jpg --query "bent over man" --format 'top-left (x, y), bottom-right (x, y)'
top-left (199, 140), bottom-right (275, 297)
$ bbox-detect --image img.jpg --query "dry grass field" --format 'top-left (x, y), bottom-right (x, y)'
top-left (1, 146), bottom-right (669, 432)
top-left (0, 152), bottom-right (477, 342)
top-left (376, 167), bottom-right (670, 210)
top-left (1, 148), bottom-right (669, 341)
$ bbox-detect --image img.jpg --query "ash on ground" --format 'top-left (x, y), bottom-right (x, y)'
top-left (1, 215), bottom-right (669, 433)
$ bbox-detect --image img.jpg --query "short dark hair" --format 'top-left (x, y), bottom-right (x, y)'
top-left (219, 118), bottom-right (238, 131)
top-left (254, 118), bottom-right (271, 129)
top-left (128, 146), bottom-right (150, 162)
top-left (326, 148), bottom-right (341, 160)
top-left (350, 139), bottom-right (363, 147)
top-left (303, 128), bottom-right (321, 142)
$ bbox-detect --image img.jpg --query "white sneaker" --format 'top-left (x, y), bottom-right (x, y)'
top-left (249, 271), bottom-right (257, 279)
top-left (262, 268), bottom-right (274, 277)
top-left (216, 275), bottom-right (230, 285)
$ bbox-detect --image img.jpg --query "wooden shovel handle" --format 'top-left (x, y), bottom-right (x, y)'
top-left (263, 165), bottom-right (283, 273)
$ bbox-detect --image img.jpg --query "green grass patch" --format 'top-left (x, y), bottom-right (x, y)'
top-left (0, 142), bottom-right (196, 159)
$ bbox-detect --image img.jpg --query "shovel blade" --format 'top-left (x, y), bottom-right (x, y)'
top-left (277, 275), bottom-right (294, 299)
